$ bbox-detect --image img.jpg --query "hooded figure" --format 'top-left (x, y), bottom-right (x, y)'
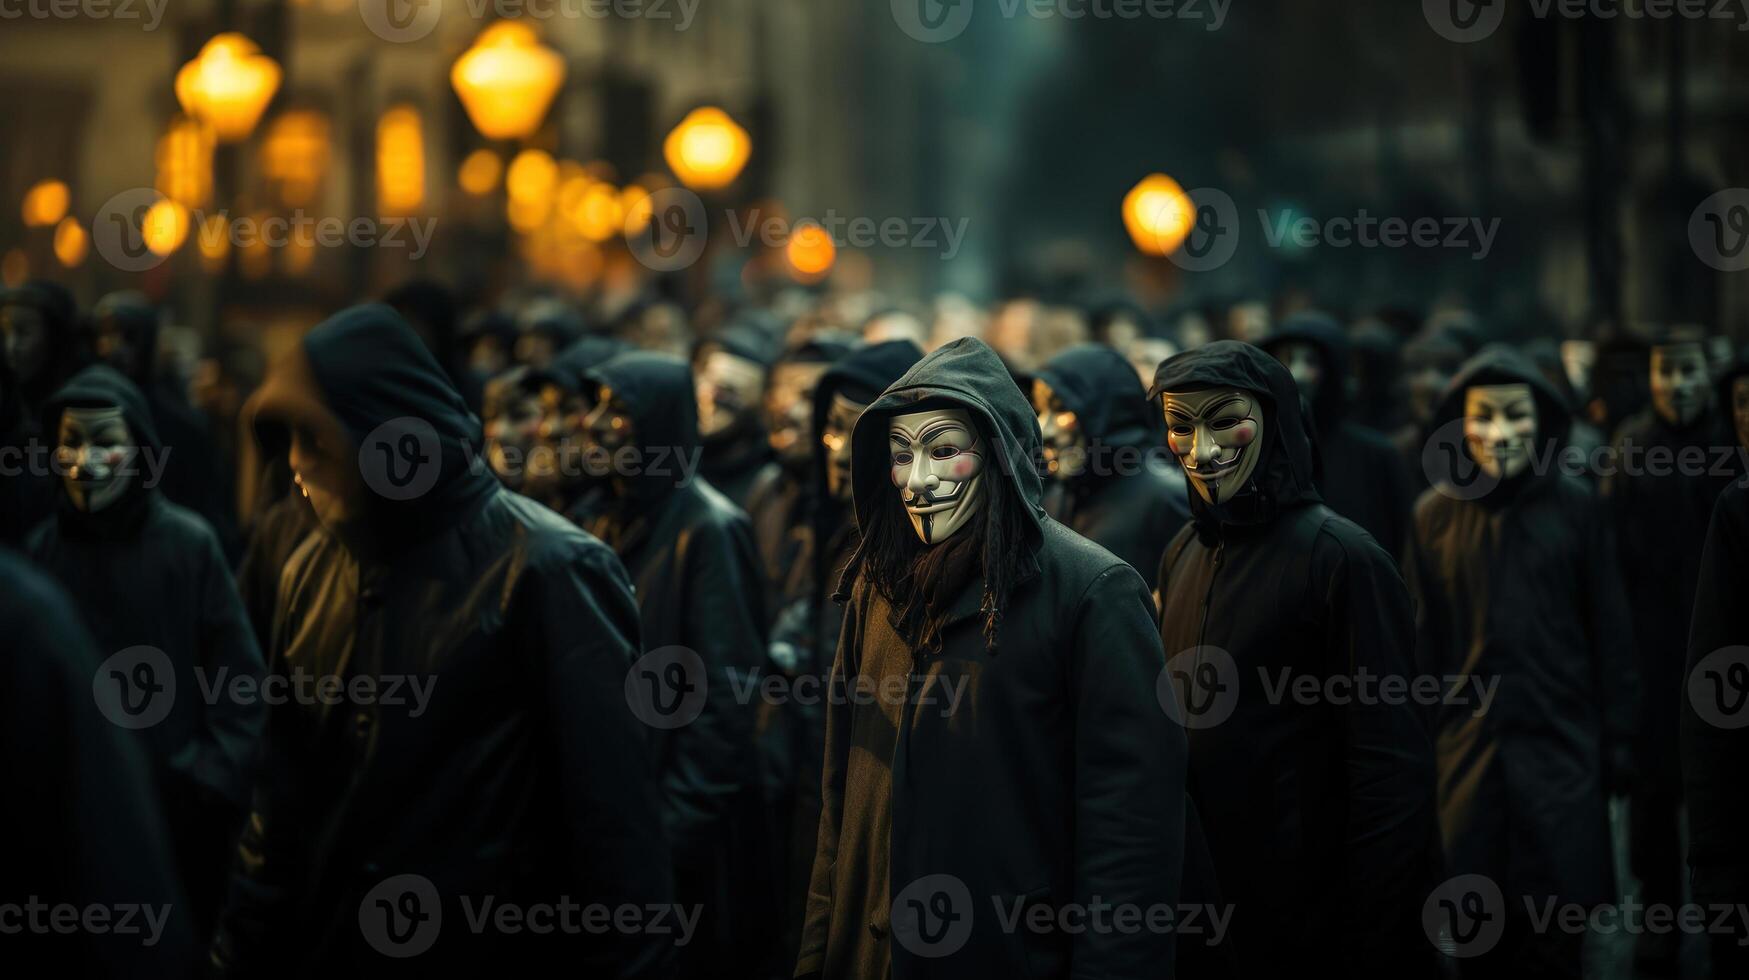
top-left (1260, 311), bottom-right (1414, 559)
top-left (1029, 343), bottom-right (1190, 577)
top-left (578, 350), bottom-right (776, 980)
top-left (24, 364), bottom-right (265, 941)
top-left (519, 335), bottom-right (628, 522)
top-left (1681, 354), bottom-right (1749, 976)
top-left (778, 338), bottom-right (923, 959)
top-left (215, 306), bottom-right (671, 978)
top-left (1150, 341), bottom-right (1438, 979)
top-left (1603, 332), bottom-right (1737, 970)
top-left (91, 292), bottom-right (238, 556)
top-left (0, 279), bottom-right (84, 427)
top-left (693, 317), bottom-right (781, 507)
top-left (0, 549), bottom-right (193, 978)
top-left (799, 338), bottom-right (1186, 980)
top-left (1405, 347), bottom-right (1638, 977)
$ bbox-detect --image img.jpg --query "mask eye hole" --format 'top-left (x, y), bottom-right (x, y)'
top-left (892, 451), bottom-right (914, 466)
top-left (930, 445), bottom-right (960, 460)
top-left (1210, 418), bottom-right (1244, 431)
top-left (1168, 423), bottom-right (1194, 437)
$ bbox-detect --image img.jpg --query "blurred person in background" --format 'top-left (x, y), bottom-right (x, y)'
top-left (217, 306), bottom-right (670, 977)
top-left (1395, 328), bottom-right (1471, 493)
top-left (1345, 318), bottom-right (1404, 436)
top-left (0, 351), bottom-right (56, 547)
top-left (453, 307), bottom-right (518, 413)
top-left (1682, 351), bottom-right (1749, 980)
top-left (1, 279), bottom-right (86, 428)
top-left (91, 292), bottom-right (237, 558)
top-left (523, 335), bottom-right (628, 524)
top-left (1406, 347), bottom-right (1637, 979)
top-left (693, 314), bottom-right (780, 507)
top-left (1029, 343), bottom-right (1189, 578)
top-left (579, 350), bottom-right (776, 980)
top-left (25, 363), bottom-right (265, 947)
top-left (514, 296), bottom-right (586, 370)
top-left (861, 306), bottom-right (930, 350)
top-left (1261, 311), bottom-right (1414, 560)
top-left (1605, 327), bottom-right (1739, 975)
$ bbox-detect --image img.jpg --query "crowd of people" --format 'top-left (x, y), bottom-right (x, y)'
top-left (2, 273), bottom-right (1747, 979)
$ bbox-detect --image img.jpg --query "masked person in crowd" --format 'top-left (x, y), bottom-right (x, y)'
top-left (780, 339), bottom-right (923, 957)
top-left (799, 338), bottom-right (1186, 980)
top-left (1605, 329), bottom-right (1737, 973)
top-left (514, 297), bottom-right (586, 370)
top-left (1029, 343), bottom-right (1190, 577)
top-left (521, 336), bottom-right (627, 523)
top-left (0, 351), bottom-right (56, 546)
top-left (454, 308), bottom-right (518, 414)
top-left (1406, 347), bottom-right (1637, 978)
top-left (694, 318), bottom-right (780, 507)
top-left (1152, 341), bottom-right (1438, 979)
top-left (1261, 312), bottom-right (1414, 559)
top-left (23, 364), bottom-right (265, 945)
top-left (578, 350), bottom-right (776, 980)
top-left (215, 306), bottom-right (671, 978)
top-left (90, 292), bottom-right (237, 557)
top-left (1682, 353), bottom-right (1749, 980)
top-left (480, 365), bottom-right (534, 493)
top-left (1, 549), bottom-right (193, 978)
top-left (1395, 328), bottom-right (1469, 494)
top-left (1, 279), bottom-right (84, 427)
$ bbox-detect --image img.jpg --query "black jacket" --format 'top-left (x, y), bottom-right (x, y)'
top-left (1261, 313), bottom-right (1414, 560)
top-left (216, 306), bottom-right (672, 977)
top-left (1405, 347), bottom-right (1636, 908)
top-left (801, 337), bottom-right (1187, 980)
top-left (1031, 343), bottom-right (1190, 578)
top-left (580, 351), bottom-right (776, 975)
top-left (0, 549), bottom-right (193, 978)
top-left (1683, 480), bottom-right (1749, 909)
top-left (1151, 341), bottom-right (1439, 979)
top-left (0, 350), bottom-right (55, 547)
top-left (1605, 400), bottom-right (1738, 793)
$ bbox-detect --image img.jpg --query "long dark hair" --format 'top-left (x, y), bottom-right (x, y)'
top-left (852, 420), bottom-right (1036, 654)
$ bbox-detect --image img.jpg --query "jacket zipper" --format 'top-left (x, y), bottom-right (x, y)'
top-left (1196, 540), bottom-right (1224, 651)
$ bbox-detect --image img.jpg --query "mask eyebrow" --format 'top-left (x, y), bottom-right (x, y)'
top-left (918, 419), bottom-right (970, 443)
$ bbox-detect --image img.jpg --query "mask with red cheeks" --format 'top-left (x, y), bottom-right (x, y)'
top-left (889, 407), bottom-right (985, 544)
top-left (1161, 387), bottom-right (1265, 505)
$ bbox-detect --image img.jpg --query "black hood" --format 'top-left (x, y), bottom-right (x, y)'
top-left (584, 351), bottom-right (699, 505)
top-left (809, 339), bottom-right (925, 492)
top-left (2, 279), bottom-right (82, 408)
top-left (1259, 310), bottom-right (1349, 428)
top-left (701, 316), bottom-right (782, 369)
top-left (254, 304), bottom-right (498, 552)
top-left (1716, 348), bottom-right (1749, 428)
top-left (1031, 343), bottom-right (1160, 451)
top-left (846, 337), bottom-right (1046, 542)
top-left (44, 364), bottom-right (163, 537)
top-left (1150, 340), bottom-right (1321, 529)
top-left (1431, 345), bottom-right (1573, 450)
top-left (91, 292), bottom-right (160, 383)
top-left (523, 335), bottom-right (629, 395)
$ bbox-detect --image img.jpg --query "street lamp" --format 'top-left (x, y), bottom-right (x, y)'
top-left (175, 34), bottom-right (282, 143)
top-left (1123, 173), bottom-right (1194, 257)
top-left (451, 22), bottom-right (567, 141)
top-left (663, 107), bottom-right (751, 191)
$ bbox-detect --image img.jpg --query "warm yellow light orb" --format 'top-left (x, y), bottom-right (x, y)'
top-left (53, 217), bottom-right (87, 267)
top-left (175, 34), bottom-right (282, 143)
top-left (1123, 174), bottom-right (1195, 257)
top-left (458, 149), bottom-right (503, 196)
top-left (377, 105), bottom-right (425, 215)
top-left (142, 199), bottom-right (190, 256)
top-left (22, 180), bottom-right (70, 227)
top-left (451, 22), bottom-right (567, 141)
top-left (663, 107), bottom-right (751, 191)
top-left (786, 222), bottom-right (836, 281)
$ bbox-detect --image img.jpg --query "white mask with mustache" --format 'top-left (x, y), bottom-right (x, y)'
top-left (56, 405), bottom-right (136, 512)
top-left (1161, 388), bottom-right (1264, 505)
top-left (889, 407), bottom-right (985, 544)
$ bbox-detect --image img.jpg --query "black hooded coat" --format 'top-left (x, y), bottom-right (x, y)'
top-left (695, 320), bottom-right (780, 508)
top-left (1260, 313), bottom-right (1414, 560)
top-left (25, 365), bottom-right (266, 934)
top-left (1682, 355), bottom-right (1749, 918)
top-left (799, 338), bottom-right (1187, 980)
top-left (0, 350), bottom-right (55, 547)
top-left (214, 306), bottom-right (672, 977)
top-left (579, 351), bottom-right (777, 978)
top-left (1151, 341), bottom-right (1438, 979)
top-left (1404, 347), bottom-right (1637, 911)
top-left (1031, 343), bottom-right (1190, 578)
